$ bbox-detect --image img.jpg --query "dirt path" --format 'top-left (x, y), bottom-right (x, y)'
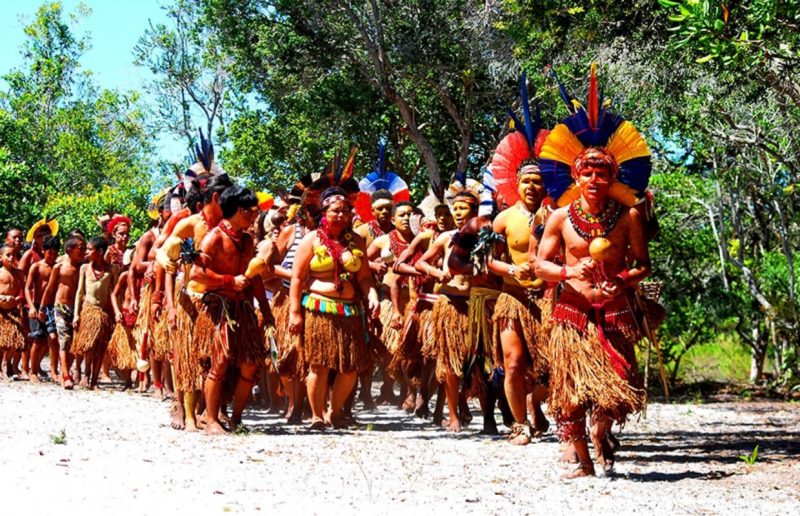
top-left (1, 381), bottom-right (798, 514)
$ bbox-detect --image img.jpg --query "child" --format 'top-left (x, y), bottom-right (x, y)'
top-left (0, 244), bottom-right (25, 370)
top-left (72, 237), bottom-right (119, 389)
top-left (25, 236), bottom-right (60, 382)
top-left (108, 260), bottom-right (137, 390)
top-left (42, 235), bottom-right (85, 389)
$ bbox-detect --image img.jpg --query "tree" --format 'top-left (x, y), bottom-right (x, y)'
top-left (134, 0), bottom-right (231, 154)
top-left (0, 3), bottom-right (155, 239)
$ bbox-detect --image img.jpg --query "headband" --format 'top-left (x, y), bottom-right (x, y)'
top-left (453, 192), bottom-right (479, 207)
top-left (371, 198), bottom-right (393, 209)
top-left (321, 194), bottom-right (346, 210)
top-left (572, 147), bottom-right (618, 176)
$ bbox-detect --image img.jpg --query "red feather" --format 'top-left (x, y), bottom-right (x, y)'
top-left (588, 62), bottom-right (598, 131)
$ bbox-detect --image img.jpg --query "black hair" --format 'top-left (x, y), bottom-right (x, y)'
top-left (203, 175), bottom-right (234, 204)
top-left (42, 236), bottom-right (61, 252)
top-left (0, 243), bottom-right (13, 255)
top-left (5, 227), bottom-right (22, 237)
top-left (220, 185), bottom-right (257, 219)
top-left (184, 182), bottom-right (204, 214)
top-left (392, 201), bottom-right (414, 215)
top-left (68, 229), bottom-right (85, 239)
top-left (88, 236), bottom-right (108, 253)
top-left (157, 193), bottom-right (168, 212)
top-left (371, 189), bottom-right (393, 203)
top-left (64, 236), bottom-right (84, 252)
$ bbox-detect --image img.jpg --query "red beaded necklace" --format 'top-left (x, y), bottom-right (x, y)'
top-left (217, 221), bottom-right (244, 252)
top-left (568, 199), bottom-right (623, 241)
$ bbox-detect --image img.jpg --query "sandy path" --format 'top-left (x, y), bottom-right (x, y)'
top-left (1, 381), bottom-right (798, 515)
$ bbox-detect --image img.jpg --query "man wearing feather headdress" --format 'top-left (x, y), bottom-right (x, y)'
top-left (484, 74), bottom-right (553, 445)
top-left (186, 186), bottom-right (271, 434)
top-left (536, 64), bottom-right (653, 478)
top-left (152, 129), bottom-right (234, 430)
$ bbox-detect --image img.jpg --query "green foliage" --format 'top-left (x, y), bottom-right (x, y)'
top-left (739, 444), bottom-right (759, 465)
top-left (0, 3), bottom-right (155, 236)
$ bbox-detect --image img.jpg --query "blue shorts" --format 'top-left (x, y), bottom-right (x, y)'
top-left (28, 305), bottom-right (57, 340)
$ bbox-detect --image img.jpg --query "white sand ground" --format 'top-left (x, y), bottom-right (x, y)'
top-left (1, 381), bottom-right (798, 515)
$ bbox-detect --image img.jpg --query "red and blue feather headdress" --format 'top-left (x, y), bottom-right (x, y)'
top-left (354, 143), bottom-right (410, 222)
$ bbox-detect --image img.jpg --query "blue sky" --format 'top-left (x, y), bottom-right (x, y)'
top-left (0, 0), bottom-right (184, 161)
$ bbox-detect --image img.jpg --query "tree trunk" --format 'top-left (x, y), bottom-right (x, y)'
top-left (749, 327), bottom-right (767, 384)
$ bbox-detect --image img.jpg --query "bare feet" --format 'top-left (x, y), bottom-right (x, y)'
top-left (360, 395), bottom-right (377, 411)
top-left (98, 374), bottom-right (112, 384)
top-left (170, 401), bottom-right (186, 431)
top-left (401, 391), bottom-right (416, 413)
top-left (562, 461), bottom-right (595, 480)
top-left (63, 376), bottom-right (74, 390)
top-left (532, 407), bottom-right (550, 437)
top-left (204, 420), bottom-right (228, 435)
top-left (445, 417), bottom-right (461, 433)
top-left (559, 443), bottom-right (579, 463)
top-left (30, 373), bottom-right (41, 384)
top-left (153, 386), bottom-right (164, 400)
top-left (508, 422), bottom-right (533, 445)
top-left (79, 377), bottom-right (89, 388)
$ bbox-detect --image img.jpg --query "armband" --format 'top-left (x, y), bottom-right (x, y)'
top-left (222, 274), bottom-right (235, 289)
top-left (560, 265), bottom-right (567, 281)
top-left (614, 269), bottom-right (631, 286)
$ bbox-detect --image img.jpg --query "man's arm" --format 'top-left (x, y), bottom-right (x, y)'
top-left (288, 232), bottom-right (314, 334)
top-left (24, 263), bottom-right (39, 318)
top-left (73, 265), bottom-right (87, 326)
top-left (415, 234), bottom-right (450, 283)
top-left (188, 231), bottom-right (247, 292)
top-left (392, 232), bottom-right (428, 276)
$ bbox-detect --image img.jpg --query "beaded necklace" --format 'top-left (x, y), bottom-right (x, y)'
top-left (388, 229), bottom-right (410, 259)
top-left (568, 199), bottom-right (623, 241)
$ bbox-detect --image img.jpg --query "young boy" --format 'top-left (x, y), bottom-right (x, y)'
top-left (72, 237), bottom-right (119, 390)
top-left (0, 244), bottom-right (25, 372)
top-left (25, 236), bottom-right (61, 382)
top-left (42, 235), bottom-right (85, 389)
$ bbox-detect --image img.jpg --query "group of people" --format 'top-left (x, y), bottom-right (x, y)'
top-left (0, 66), bottom-right (662, 479)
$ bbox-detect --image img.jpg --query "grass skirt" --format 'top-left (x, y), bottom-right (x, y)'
top-left (547, 295), bottom-right (644, 423)
top-left (492, 289), bottom-right (548, 379)
top-left (72, 304), bottom-right (114, 356)
top-left (389, 296), bottom-right (435, 379)
top-left (150, 310), bottom-right (171, 361)
top-left (132, 280), bottom-right (153, 348)
top-left (201, 293), bottom-right (265, 367)
top-left (270, 288), bottom-right (303, 378)
top-left (432, 295), bottom-right (470, 382)
top-left (379, 298), bottom-right (405, 356)
top-left (108, 314), bottom-right (137, 370)
top-left (173, 291), bottom-right (204, 392)
top-left (0, 308), bottom-right (24, 350)
top-left (302, 296), bottom-right (368, 374)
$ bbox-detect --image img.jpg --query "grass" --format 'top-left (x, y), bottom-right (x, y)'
top-left (739, 445), bottom-right (759, 465)
top-left (50, 429), bottom-right (67, 445)
top-left (680, 333), bottom-right (754, 384)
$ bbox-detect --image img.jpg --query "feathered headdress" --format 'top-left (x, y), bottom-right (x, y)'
top-left (306, 146), bottom-right (360, 207)
top-left (353, 143), bottom-right (411, 222)
top-left (418, 179), bottom-right (448, 220)
top-left (182, 128), bottom-right (228, 192)
top-left (444, 172), bottom-right (484, 209)
top-left (539, 63), bottom-right (651, 207)
top-left (489, 72), bottom-right (550, 209)
top-left (26, 216), bottom-right (59, 243)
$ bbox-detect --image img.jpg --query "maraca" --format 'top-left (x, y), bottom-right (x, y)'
top-left (588, 237), bottom-right (612, 282)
